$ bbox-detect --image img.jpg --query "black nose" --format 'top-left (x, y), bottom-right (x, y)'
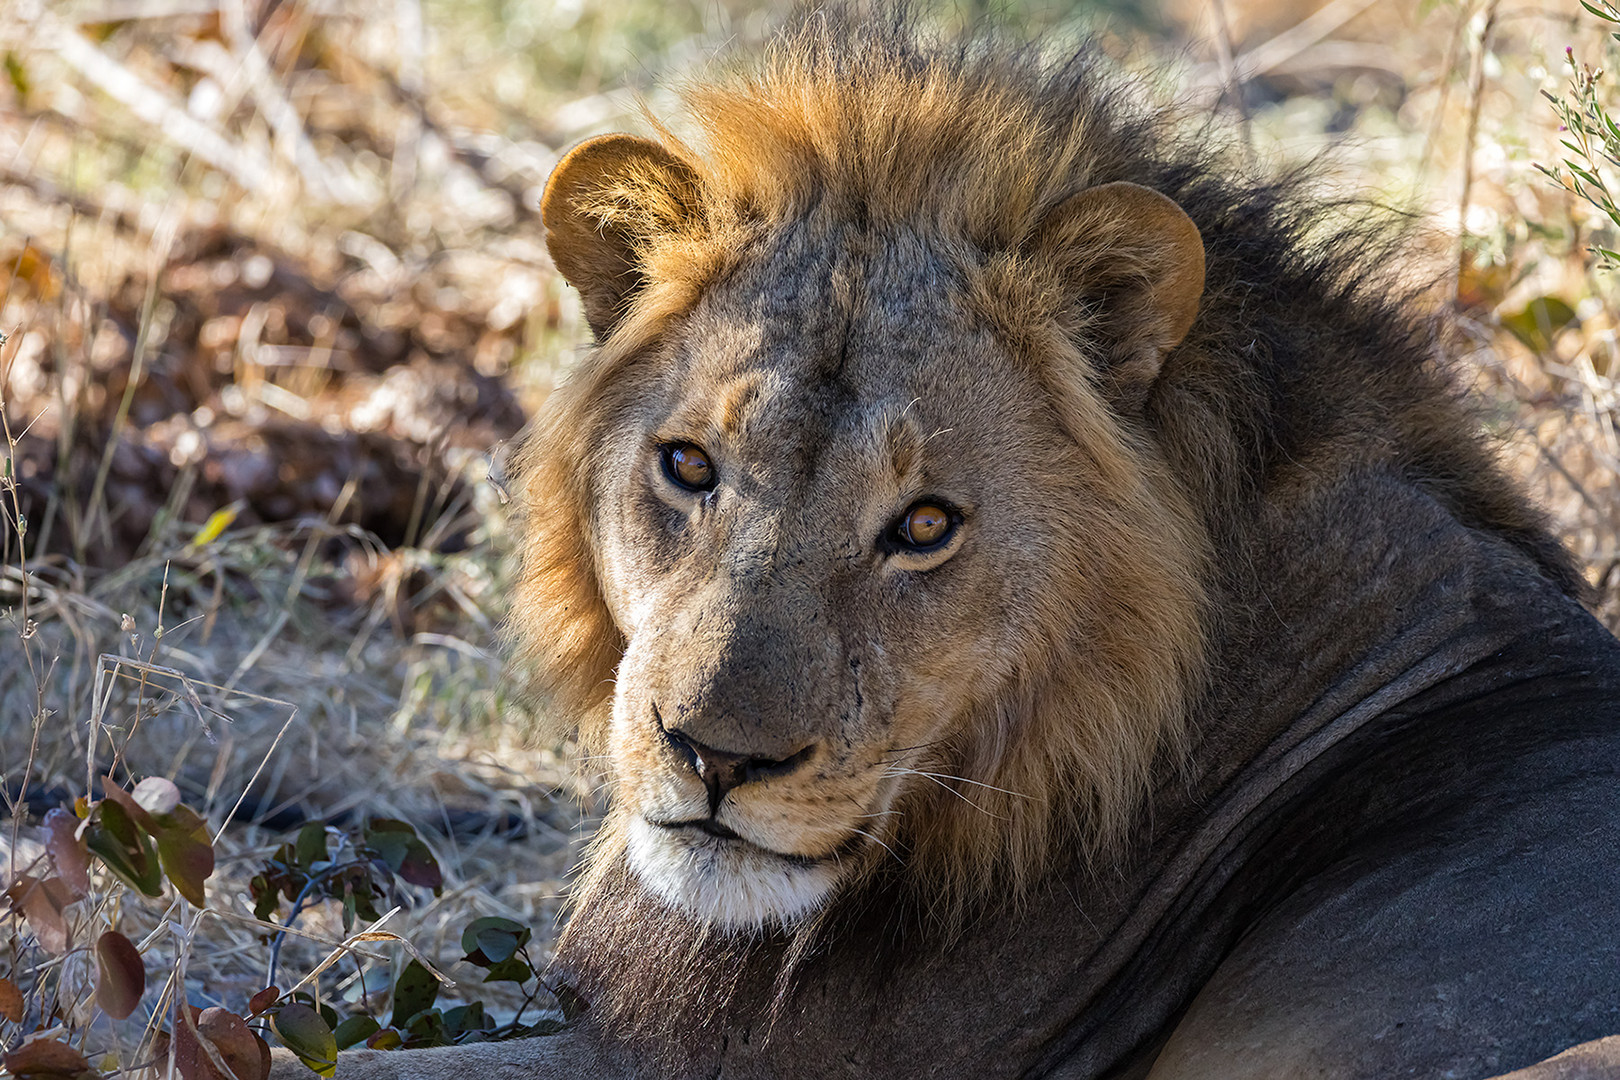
top-left (660, 724), bottom-right (814, 814)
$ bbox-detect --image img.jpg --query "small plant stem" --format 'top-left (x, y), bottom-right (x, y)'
top-left (1456, 0), bottom-right (1502, 299)
top-left (265, 856), bottom-right (369, 990)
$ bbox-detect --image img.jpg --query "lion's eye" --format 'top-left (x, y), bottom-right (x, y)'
top-left (893, 501), bottom-right (956, 551)
top-left (661, 442), bottom-right (717, 492)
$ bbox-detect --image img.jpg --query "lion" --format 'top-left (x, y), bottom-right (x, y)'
top-left (269, 11), bottom-right (1620, 1080)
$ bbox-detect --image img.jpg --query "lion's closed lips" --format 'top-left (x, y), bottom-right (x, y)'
top-left (649, 816), bottom-right (743, 842)
top-left (625, 812), bottom-right (845, 929)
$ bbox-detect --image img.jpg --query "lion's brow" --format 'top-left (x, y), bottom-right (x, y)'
top-left (884, 406), bottom-right (925, 482)
top-left (712, 373), bottom-right (765, 439)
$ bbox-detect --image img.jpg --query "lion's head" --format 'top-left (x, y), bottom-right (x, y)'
top-left (509, 26), bottom-right (1215, 933)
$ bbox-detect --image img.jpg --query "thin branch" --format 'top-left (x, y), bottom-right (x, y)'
top-left (1455, 0), bottom-right (1502, 297)
top-left (1229, 0), bottom-right (1388, 77)
top-left (1207, 0), bottom-right (1255, 160)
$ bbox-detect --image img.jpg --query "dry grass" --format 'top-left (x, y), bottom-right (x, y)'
top-left (1, 0), bottom-right (1619, 1071)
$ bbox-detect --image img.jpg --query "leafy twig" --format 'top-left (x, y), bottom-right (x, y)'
top-left (1538, 0), bottom-right (1620, 268)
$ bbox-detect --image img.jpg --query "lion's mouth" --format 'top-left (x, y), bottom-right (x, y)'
top-left (652, 816), bottom-right (742, 841)
top-left (646, 815), bottom-right (831, 867)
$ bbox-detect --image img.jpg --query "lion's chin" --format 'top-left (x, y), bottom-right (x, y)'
top-left (626, 814), bottom-right (842, 932)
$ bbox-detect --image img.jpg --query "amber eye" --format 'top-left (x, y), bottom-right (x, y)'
top-left (893, 501), bottom-right (956, 551)
top-left (661, 442), bottom-right (717, 492)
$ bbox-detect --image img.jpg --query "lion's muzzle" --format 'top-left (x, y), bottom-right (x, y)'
top-left (658, 712), bottom-right (817, 814)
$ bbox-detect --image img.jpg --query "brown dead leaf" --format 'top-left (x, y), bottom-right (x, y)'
top-left (5, 875), bottom-right (76, 954)
top-left (0, 975), bottom-right (23, 1022)
top-left (174, 1005), bottom-right (272, 1080)
top-left (94, 930), bottom-right (146, 1020)
top-left (43, 808), bottom-right (91, 899)
top-left (1, 1038), bottom-right (94, 1080)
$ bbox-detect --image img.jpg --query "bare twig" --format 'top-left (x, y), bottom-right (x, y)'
top-left (390, 0), bottom-right (426, 201)
top-left (81, 205), bottom-right (181, 551)
top-left (1455, 0), bottom-right (1502, 297)
top-left (1420, 0), bottom-right (1475, 179)
top-left (1207, 0), bottom-right (1255, 159)
top-left (1228, 0), bottom-right (1388, 78)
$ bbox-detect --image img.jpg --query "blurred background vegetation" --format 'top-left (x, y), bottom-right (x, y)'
top-left (2, 0), bottom-right (1619, 1064)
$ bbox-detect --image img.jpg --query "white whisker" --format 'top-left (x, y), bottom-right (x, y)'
top-left (882, 768), bottom-right (1011, 820)
top-left (885, 766), bottom-right (1037, 801)
top-left (850, 826), bottom-right (902, 863)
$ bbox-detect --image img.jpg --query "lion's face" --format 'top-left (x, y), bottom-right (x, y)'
top-left (518, 133), bottom-right (1209, 933)
top-left (593, 225), bottom-right (1100, 927)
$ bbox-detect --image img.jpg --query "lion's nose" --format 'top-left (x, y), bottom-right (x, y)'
top-left (660, 725), bottom-right (814, 814)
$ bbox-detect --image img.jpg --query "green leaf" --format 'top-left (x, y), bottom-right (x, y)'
top-left (365, 821), bottom-right (441, 889)
top-left (250, 874), bottom-right (278, 922)
top-left (100, 778), bottom-right (158, 834)
top-left (153, 804), bottom-right (214, 907)
top-left (481, 956), bottom-right (533, 984)
top-left (460, 917), bottom-right (531, 965)
top-left (1569, 164), bottom-right (1604, 188)
top-left (87, 800), bottom-right (163, 897)
top-left (365, 830), bottom-right (411, 873)
top-left (364, 819), bottom-right (421, 861)
top-left (1502, 295), bottom-right (1579, 353)
top-left (442, 1002), bottom-right (491, 1038)
top-left (294, 824), bottom-right (327, 871)
top-left (350, 878), bottom-right (382, 923)
top-left (271, 1003), bottom-right (338, 1078)
top-left (402, 1008), bottom-right (448, 1047)
top-left (332, 1015), bottom-right (381, 1050)
top-left (389, 960), bottom-right (439, 1029)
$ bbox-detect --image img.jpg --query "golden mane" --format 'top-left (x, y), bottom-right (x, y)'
top-left (507, 10), bottom-right (1586, 962)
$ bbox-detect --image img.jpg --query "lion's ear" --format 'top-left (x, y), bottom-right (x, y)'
top-left (541, 134), bottom-right (702, 339)
top-left (1031, 181), bottom-right (1205, 408)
